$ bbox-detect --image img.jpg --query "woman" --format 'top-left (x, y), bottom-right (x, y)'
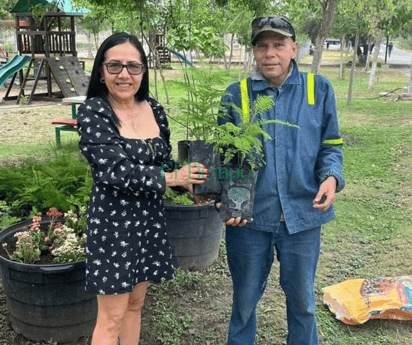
top-left (77, 32), bottom-right (208, 345)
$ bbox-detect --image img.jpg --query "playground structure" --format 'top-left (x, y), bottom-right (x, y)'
top-left (0, 55), bottom-right (31, 88)
top-left (147, 25), bottom-right (171, 68)
top-left (146, 25), bottom-right (195, 67)
top-left (2, 0), bottom-right (89, 104)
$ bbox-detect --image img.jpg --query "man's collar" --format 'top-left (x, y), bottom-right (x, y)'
top-left (251, 60), bottom-right (299, 89)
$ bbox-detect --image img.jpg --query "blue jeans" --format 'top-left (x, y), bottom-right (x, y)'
top-left (226, 223), bottom-right (321, 345)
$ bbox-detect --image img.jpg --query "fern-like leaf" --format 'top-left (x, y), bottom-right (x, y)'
top-left (254, 95), bottom-right (275, 115)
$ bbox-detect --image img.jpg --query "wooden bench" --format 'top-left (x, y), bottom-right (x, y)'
top-left (52, 96), bottom-right (86, 146)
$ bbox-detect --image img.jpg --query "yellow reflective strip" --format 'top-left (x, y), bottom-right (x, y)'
top-left (323, 138), bottom-right (343, 145)
top-left (307, 73), bottom-right (315, 106)
top-left (240, 79), bottom-right (250, 123)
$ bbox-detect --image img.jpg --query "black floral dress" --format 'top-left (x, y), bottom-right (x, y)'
top-left (77, 95), bottom-right (175, 295)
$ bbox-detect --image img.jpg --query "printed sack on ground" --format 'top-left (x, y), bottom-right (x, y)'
top-left (323, 276), bottom-right (412, 325)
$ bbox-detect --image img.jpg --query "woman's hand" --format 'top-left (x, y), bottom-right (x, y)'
top-left (164, 163), bottom-right (209, 188)
top-left (215, 202), bottom-right (248, 227)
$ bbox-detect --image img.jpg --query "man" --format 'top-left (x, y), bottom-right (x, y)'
top-left (218, 16), bottom-right (345, 345)
top-left (388, 42), bottom-right (393, 58)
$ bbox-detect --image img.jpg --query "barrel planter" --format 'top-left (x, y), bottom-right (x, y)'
top-left (165, 202), bottom-right (223, 270)
top-left (0, 221), bottom-right (97, 343)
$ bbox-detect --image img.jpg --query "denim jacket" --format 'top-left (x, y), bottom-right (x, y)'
top-left (219, 61), bottom-right (345, 234)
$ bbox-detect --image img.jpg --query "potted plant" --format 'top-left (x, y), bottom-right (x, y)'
top-left (163, 64), bottom-right (228, 268)
top-left (171, 63), bottom-right (228, 196)
top-left (209, 95), bottom-right (299, 221)
top-left (0, 207), bottom-right (97, 343)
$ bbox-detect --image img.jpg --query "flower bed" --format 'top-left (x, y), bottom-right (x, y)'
top-left (1, 207), bottom-right (87, 264)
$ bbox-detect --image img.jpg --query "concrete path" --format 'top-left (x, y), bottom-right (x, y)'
top-left (379, 45), bottom-right (412, 86)
top-left (379, 44), bottom-right (412, 66)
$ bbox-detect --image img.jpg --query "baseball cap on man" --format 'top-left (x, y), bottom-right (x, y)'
top-left (251, 16), bottom-right (296, 45)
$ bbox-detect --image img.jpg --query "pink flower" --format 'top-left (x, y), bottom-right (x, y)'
top-left (30, 224), bottom-right (40, 232)
top-left (32, 216), bottom-right (42, 223)
top-left (44, 236), bottom-right (50, 243)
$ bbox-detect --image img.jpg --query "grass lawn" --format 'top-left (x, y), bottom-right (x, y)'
top-left (1, 55), bottom-right (412, 344)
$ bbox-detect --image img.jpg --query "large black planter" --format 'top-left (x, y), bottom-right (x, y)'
top-left (219, 165), bottom-right (258, 222)
top-left (165, 202), bottom-right (223, 270)
top-left (0, 221), bottom-right (97, 343)
top-left (178, 140), bottom-right (222, 195)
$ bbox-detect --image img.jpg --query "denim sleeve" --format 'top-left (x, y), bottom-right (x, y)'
top-left (315, 81), bottom-right (345, 193)
top-left (218, 84), bottom-right (242, 126)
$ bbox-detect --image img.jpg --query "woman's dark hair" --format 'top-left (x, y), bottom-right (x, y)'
top-left (87, 32), bottom-right (149, 102)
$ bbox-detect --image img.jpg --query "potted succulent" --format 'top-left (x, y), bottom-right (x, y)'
top-left (171, 63), bottom-right (228, 196)
top-left (209, 95), bottom-right (299, 221)
top-left (0, 207), bottom-right (97, 343)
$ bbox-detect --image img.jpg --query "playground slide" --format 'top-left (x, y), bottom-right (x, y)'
top-left (0, 55), bottom-right (20, 71)
top-left (168, 49), bottom-right (196, 67)
top-left (0, 55), bottom-right (31, 88)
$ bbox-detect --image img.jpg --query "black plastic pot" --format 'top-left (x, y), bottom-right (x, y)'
top-left (177, 140), bottom-right (222, 195)
top-left (0, 221), bottom-right (97, 343)
top-left (165, 202), bottom-right (223, 270)
top-left (219, 164), bottom-right (258, 222)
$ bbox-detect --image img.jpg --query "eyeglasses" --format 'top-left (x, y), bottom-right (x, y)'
top-left (103, 62), bottom-right (145, 75)
top-left (251, 16), bottom-right (295, 41)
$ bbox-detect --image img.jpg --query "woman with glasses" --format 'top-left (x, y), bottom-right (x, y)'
top-left (77, 33), bottom-right (208, 345)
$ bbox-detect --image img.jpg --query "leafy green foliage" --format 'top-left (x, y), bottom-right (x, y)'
top-left (167, 24), bottom-right (227, 58)
top-left (30, 3), bottom-right (59, 24)
top-left (210, 95), bottom-right (299, 170)
top-left (0, 201), bottom-right (21, 231)
top-left (163, 187), bottom-right (194, 205)
top-left (0, 151), bottom-right (91, 214)
top-left (170, 64), bottom-right (229, 141)
top-left (0, 0), bottom-right (16, 20)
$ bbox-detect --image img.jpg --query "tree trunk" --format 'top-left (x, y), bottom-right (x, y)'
top-left (142, 32), bottom-right (159, 101)
top-left (227, 34), bottom-right (234, 70)
top-left (385, 35), bottom-right (389, 64)
top-left (87, 32), bottom-right (93, 58)
top-left (364, 37), bottom-right (372, 71)
top-left (348, 29), bottom-right (360, 105)
top-left (311, 0), bottom-right (338, 74)
top-left (243, 45), bottom-right (248, 70)
top-left (339, 34), bottom-right (345, 80)
top-left (368, 38), bottom-right (382, 90)
top-left (238, 43), bottom-right (242, 67)
top-left (93, 34), bottom-right (99, 56)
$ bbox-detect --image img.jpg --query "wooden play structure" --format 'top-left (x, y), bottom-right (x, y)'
top-left (3, 0), bottom-right (89, 104)
top-left (147, 25), bottom-right (171, 68)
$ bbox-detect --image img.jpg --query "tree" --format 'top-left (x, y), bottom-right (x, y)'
top-left (284, 0), bottom-right (339, 74)
top-left (311, 0), bottom-right (339, 74)
top-left (0, 0), bottom-right (17, 20)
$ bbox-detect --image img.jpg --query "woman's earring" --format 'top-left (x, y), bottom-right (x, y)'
top-left (100, 78), bottom-right (105, 83)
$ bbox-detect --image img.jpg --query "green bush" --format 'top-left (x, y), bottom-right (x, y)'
top-left (0, 151), bottom-right (91, 215)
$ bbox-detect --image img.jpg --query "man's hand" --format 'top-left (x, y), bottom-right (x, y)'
top-left (215, 202), bottom-right (248, 227)
top-left (313, 176), bottom-right (337, 212)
